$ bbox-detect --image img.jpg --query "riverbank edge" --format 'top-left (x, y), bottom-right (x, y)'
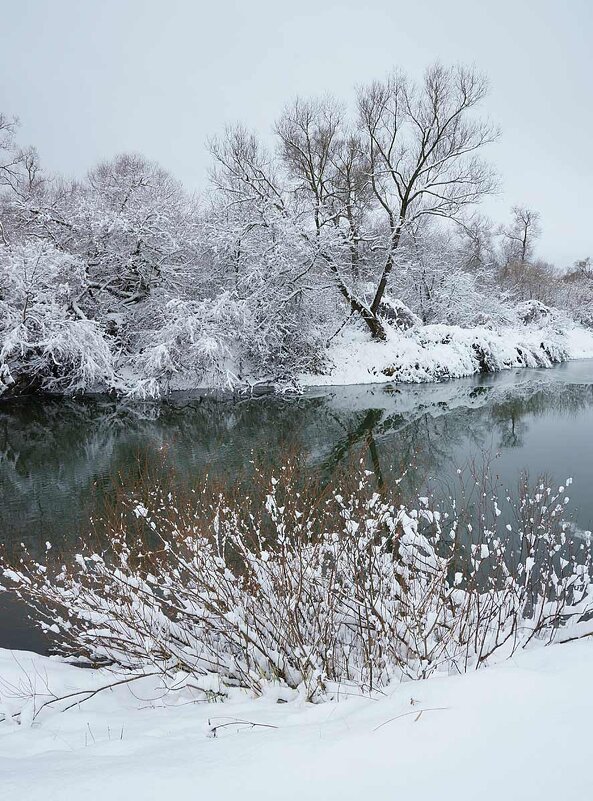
top-left (299, 322), bottom-right (593, 388)
top-left (2, 322), bottom-right (593, 401)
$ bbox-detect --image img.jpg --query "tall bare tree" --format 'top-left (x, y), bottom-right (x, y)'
top-left (357, 64), bottom-right (498, 334)
top-left (0, 113), bottom-right (44, 245)
top-left (275, 99), bottom-right (380, 333)
top-left (274, 66), bottom-right (498, 338)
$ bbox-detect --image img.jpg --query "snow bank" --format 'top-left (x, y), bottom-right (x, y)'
top-left (563, 325), bottom-right (593, 359)
top-left (2, 639), bottom-right (593, 800)
top-left (300, 322), bottom-right (593, 387)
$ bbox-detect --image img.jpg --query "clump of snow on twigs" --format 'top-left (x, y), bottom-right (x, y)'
top-left (1, 466), bottom-right (593, 704)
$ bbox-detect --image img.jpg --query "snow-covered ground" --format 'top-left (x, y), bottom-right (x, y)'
top-left (1, 639), bottom-right (592, 800)
top-left (300, 323), bottom-right (593, 387)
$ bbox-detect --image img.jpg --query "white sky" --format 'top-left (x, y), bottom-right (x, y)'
top-left (1, 0), bottom-right (591, 266)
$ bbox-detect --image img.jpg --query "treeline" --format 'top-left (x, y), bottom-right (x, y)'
top-left (0, 64), bottom-right (590, 397)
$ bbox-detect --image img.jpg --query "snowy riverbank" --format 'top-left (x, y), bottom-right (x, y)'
top-left (2, 639), bottom-right (593, 800)
top-left (3, 312), bottom-right (593, 398)
top-left (300, 322), bottom-right (593, 387)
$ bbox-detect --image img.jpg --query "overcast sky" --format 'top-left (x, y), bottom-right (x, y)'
top-left (1, 0), bottom-right (591, 266)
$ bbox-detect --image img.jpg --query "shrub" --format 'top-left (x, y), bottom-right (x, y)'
top-left (2, 464), bottom-right (592, 701)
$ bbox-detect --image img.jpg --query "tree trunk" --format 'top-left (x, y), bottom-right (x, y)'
top-left (322, 251), bottom-right (387, 340)
top-left (370, 221), bottom-right (404, 316)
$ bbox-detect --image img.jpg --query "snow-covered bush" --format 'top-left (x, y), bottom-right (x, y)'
top-left (203, 188), bottom-right (338, 384)
top-left (128, 294), bottom-right (251, 395)
top-left (2, 466), bottom-right (592, 701)
top-left (0, 241), bottom-right (115, 396)
top-left (376, 296), bottom-right (421, 330)
top-left (557, 261), bottom-right (593, 328)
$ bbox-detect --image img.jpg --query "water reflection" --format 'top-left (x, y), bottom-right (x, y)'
top-left (3, 361), bottom-right (593, 556)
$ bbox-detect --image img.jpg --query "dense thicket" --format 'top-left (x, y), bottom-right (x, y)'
top-left (1, 66), bottom-right (590, 397)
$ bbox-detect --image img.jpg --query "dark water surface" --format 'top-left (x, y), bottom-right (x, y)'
top-left (2, 359), bottom-right (593, 651)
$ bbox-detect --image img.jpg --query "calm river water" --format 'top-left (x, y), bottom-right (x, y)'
top-left (3, 359), bottom-right (593, 651)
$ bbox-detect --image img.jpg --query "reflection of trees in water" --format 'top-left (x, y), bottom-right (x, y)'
top-left (2, 378), bottom-right (593, 554)
top-left (490, 385), bottom-right (593, 449)
top-left (317, 397), bottom-right (500, 504)
top-left (1, 394), bottom-right (349, 550)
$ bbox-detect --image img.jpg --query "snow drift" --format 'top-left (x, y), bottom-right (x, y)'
top-left (301, 320), bottom-right (593, 387)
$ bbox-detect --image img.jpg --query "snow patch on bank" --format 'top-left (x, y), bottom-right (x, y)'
top-left (300, 323), bottom-right (593, 387)
top-left (2, 640), bottom-right (593, 800)
top-left (563, 325), bottom-right (593, 359)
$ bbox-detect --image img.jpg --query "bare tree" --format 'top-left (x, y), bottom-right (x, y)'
top-left (456, 214), bottom-right (497, 272)
top-left (500, 206), bottom-right (541, 266)
top-left (275, 98), bottom-right (343, 232)
top-left (0, 113), bottom-right (21, 195)
top-left (357, 64), bottom-right (498, 334)
top-left (0, 114), bottom-right (44, 244)
top-left (328, 132), bottom-right (373, 280)
top-left (0, 115), bottom-right (42, 196)
top-left (275, 99), bottom-right (382, 334)
top-left (498, 206), bottom-right (546, 301)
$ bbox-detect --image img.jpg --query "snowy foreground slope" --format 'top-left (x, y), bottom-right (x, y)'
top-left (300, 323), bottom-right (593, 387)
top-left (1, 640), bottom-right (593, 801)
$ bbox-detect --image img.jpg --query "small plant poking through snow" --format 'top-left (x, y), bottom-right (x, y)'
top-left (1, 464), bottom-right (592, 703)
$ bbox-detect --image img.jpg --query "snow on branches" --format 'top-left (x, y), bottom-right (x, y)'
top-left (0, 240), bottom-right (115, 396)
top-left (2, 466), bottom-right (592, 701)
